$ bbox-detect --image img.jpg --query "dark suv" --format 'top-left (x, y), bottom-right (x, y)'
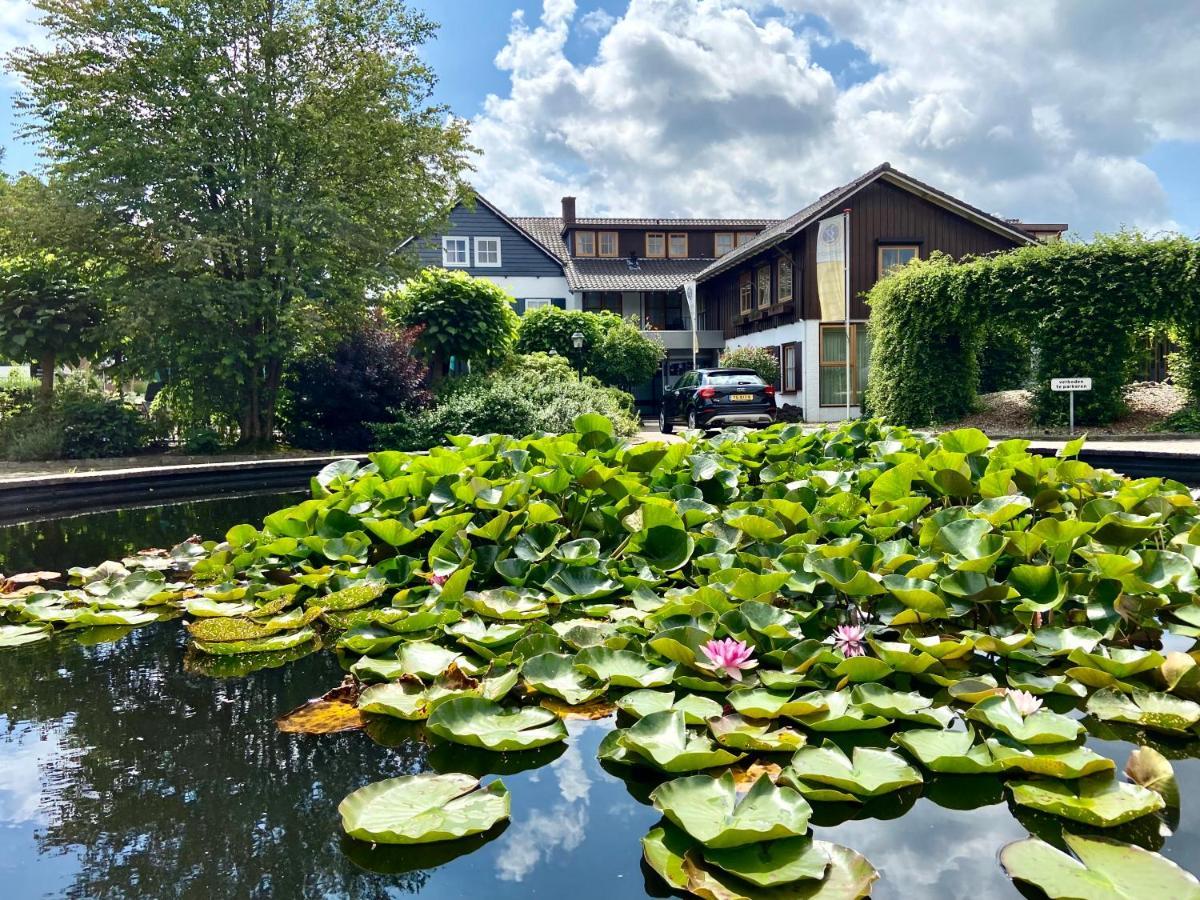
top-left (659, 368), bottom-right (776, 433)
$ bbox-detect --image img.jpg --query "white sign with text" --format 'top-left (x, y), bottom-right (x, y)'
top-left (1051, 377), bottom-right (1092, 392)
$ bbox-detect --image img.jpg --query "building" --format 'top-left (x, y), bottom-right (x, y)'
top-left (411, 164), bottom-right (1065, 420)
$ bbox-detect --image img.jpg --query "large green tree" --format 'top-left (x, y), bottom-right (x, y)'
top-left (10, 0), bottom-right (472, 445)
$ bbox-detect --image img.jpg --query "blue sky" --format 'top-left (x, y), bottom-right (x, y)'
top-left (4, 0), bottom-right (1199, 236)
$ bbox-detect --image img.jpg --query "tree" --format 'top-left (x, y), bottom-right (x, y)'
top-left (0, 252), bottom-right (101, 400)
top-left (385, 269), bottom-right (518, 378)
top-left (719, 345), bottom-right (780, 386)
top-left (590, 314), bottom-right (665, 391)
top-left (280, 311), bottom-right (430, 450)
top-left (514, 305), bottom-right (604, 371)
top-left (11, 0), bottom-right (472, 445)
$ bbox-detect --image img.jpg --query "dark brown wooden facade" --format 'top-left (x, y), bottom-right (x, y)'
top-left (699, 179), bottom-right (1025, 340)
top-left (563, 225), bottom-right (770, 260)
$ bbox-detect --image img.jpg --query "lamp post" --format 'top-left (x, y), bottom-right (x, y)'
top-left (570, 331), bottom-right (585, 374)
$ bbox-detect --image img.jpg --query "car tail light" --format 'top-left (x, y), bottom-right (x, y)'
top-left (697, 387), bottom-right (716, 399)
top-left (764, 386), bottom-right (776, 397)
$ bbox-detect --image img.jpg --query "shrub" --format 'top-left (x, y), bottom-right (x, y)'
top-left (58, 395), bottom-right (147, 458)
top-left (0, 413), bottom-right (64, 461)
top-left (590, 315), bottom-right (665, 391)
top-left (514, 306), bottom-right (603, 371)
top-left (978, 328), bottom-right (1032, 393)
top-left (280, 312), bottom-right (431, 450)
top-left (719, 345), bottom-right (780, 386)
top-left (385, 269), bottom-right (518, 378)
top-left (373, 353), bottom-right (640, 450)
top-left (0, 372), bottom-right (39, 424)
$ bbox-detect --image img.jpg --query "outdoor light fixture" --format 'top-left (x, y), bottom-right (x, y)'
top-left (571, 331), bottom-right (585, 349)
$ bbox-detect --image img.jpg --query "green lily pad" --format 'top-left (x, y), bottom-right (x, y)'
top-left (0, 623), bottom-right (53, 647)
top-left (1086, 688), bottom-right (1200, 735)
top-left (573, 646), bottom-right (675, 688)
top-left (339, 773), bottom-right (509, 844)
top-left (786, 741), bottom-right (923, 797)
top-left (617, 710), bottom-right (744, 772)
top-left (1001, 833), bottom-right (1200, 899)
top-left (708, 714), bottom-right (807, 752)
top-left (893, 727), bottom-right (1001, 774)
top-left (193, 627), bottom-right (316, 655)
top-left (461, 588), bottom-right (550, 621)
top-left (792, 690), bottom-right (891, 732)
top-left (728, 687), bottom-right (829, 719)
top-left (616, 689), bottom-right (724, 725)
top-left (967, 694), bottom-right (1083, 744)
top-left (851, 684), bottom-right (954, 727)
top-left (426, 697), bottom-right (567, 751)
top-left (1067, 646), bottom-right (1165, 679)
top-left (985, 737), bottom-right (1115, 779)
top-left (522, 652), bottom-right (607, 705)
top-left (702, 836), bottom-right (830, 887)
top-left (1008, 774), bottom-right (1165, 827)
top-left (650, 771), bottom-right (812, 848)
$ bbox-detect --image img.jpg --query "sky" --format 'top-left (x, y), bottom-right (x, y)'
top-left (3, 0), bottom-right (1200, 237)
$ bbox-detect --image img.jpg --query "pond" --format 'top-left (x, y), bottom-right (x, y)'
top-left (1, 494), bottom-right (1199, 898)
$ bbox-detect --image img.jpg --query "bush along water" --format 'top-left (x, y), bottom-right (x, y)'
top-left (4, 420), bottom-right (1200, 897)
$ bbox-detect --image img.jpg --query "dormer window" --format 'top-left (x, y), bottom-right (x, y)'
top-left (442, 236), bottom-right (469, 267)
top-left (474, 237), bottom-right (501, 267)
top-left (668, 233), bottom-right (688, 258)
top-left (575, 231), bottom-right (596, 257)
top-left (646, 233), bottom-right (666, 258)
top-left (714, 233), bottom-right (734, 257)
top-left (736, 231), bottom-right (757, 247)
top-left (598, 231), bottom-right (619, 258)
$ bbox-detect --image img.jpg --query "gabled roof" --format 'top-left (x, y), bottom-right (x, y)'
top-left (695, 162), bottom-right (1039, 283)
top-left (569, 216), bottom-right (780, 229)
top-left (514, 217), bottom-right (717, 291)
top-left (399, 191), bottom-right (566, 270)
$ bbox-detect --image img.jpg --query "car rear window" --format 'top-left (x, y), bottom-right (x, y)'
top-left (707, 373), bottom-right (764, 386)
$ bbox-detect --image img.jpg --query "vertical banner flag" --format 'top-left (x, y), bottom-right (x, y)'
top-left (683, 280), bottom-right (699, 363)
top-left (816, 214), bottom-right (847, 322)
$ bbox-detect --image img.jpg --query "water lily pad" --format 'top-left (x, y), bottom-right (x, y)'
top-left (426, 697), bottom-right (567, 751)
top-left (891, 728), bottom-right (1001, 775)
top-left (1086, 688), bottom-right (1200, 735)
top-left (339, 773), bottom-right (509, 844)
top-left (0, 623), bottom-right (53, 647)
top-left (967, 694), bottom-right (1083, 744)
top-left (1008, 774), bottom-right (1165, 827)
top-left (708, 714), bottom-right (807, 752)
top-left (792, 690), bottom-right (890, 732)
top-left (682, 841), bottom-right (879, 899)
top-left (1067, 646), bottom-right (1165, 679)
top-left (786, 741), bottom-right (923, 797)
top-left (650, 771), bottom-right (812, 848)
top-left (461, 588), bottom-right (550, 621)
top-left (851, 684), bottom-right (954, 727)
top-left (522, 652), bottom-right (607, 705)
top-left (193, 626), bottom-right (316, 656)
top-left (1000, 833), bottom-right (1200, 900)
top-left (573, 646), bottom-right (675, 688)
top-left (617, 710), bottom-right (744, 772)
top-left (701, 836), bottom-right (830, 887)
top-left (985, 737), bottom-right (1115, 779)
top-left (1125, 745), bottom-right (1179, 809)
top-left (616, 689), bottom-right (723, 725)
top-left (1005, 671), bottom-right (1086, 698)
top-left (728, 687), bottom-right (829, 719)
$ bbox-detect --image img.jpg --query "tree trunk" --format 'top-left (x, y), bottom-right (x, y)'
top-left (39, 351), bottom-right (56, 405)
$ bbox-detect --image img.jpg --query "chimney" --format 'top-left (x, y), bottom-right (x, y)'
top-left (561, 196), bottom-right (576, 226)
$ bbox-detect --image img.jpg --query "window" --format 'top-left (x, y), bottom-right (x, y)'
top-left (878, 245), bottom-right (919, 278)
top-left (575, 231), bottom-right (596, 257)
top-left (736, 232), bottom-right (757, 247)
top-left (668, 233), bottom-right (688, 258)
top-left (739, 272), bottom-right (753, 314)
top-left (598, 231), bottom-right (619, 258)
top-left (781, 342), bottom-right (800, 392)
top-left (819, 324), bottom-right (872, 407)
top-left (646, 233), bottom-right (666, 258)
top-left (778, 258), bottom-right (794, 303)
top-left (441, 236), bottom-right (469, 267)
top-left (524, 298), bottom-right (553, 312)
top-left (714, 233), bottom-right (734, 256)
top-left (583, 291), bottom-right (622, 314)
top-left (756, 266), bottom-right (771, 309)
top-left (474, 237), bottom-right (501, 267)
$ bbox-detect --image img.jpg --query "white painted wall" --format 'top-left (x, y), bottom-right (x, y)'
top-left (726, 320), bottom-right (864, 423)
top-left (477, 275), bottom-right (574, 306)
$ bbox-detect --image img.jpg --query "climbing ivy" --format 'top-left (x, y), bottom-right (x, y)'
top-left (865, 234), bottom-right (1200, 426)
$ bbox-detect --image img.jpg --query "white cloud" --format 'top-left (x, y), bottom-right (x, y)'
top-left (467, 0), bottom-right (1200, 236)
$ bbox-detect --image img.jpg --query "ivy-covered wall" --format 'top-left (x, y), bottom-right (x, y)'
top-left (865, 234), bottom-right (1200, 426)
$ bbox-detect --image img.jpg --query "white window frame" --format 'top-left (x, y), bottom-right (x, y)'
top-left (441, 236), bottom-right (469, 267)
top-left (524, 298), bottom-right (553, 311)
top-left (474, 236), bottom-right (502, 268)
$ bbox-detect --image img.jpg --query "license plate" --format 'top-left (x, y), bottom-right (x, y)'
top-left (730, 393), bottom-right (754, 402)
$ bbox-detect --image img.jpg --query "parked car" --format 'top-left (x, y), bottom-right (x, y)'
top-left (658, 368), bottom-right (776, 433)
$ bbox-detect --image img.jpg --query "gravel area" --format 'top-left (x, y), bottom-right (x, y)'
top-left (952, 381), bottom-right (1188, 436)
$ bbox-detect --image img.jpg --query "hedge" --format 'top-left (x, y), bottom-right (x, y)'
top-left (865, 234), bottom-right (1200, 426)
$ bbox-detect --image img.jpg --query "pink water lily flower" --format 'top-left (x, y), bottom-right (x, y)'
top-left (1007, 689), bottom-right (1043, 717)
top-left (700, 638), bottom-right (757, 680)
top-left (833, 624), bottom-right (867, 658)
top-left (426, 572), bottom-right (447, 587)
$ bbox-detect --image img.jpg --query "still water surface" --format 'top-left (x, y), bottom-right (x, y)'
top-left (1, 496), bottom-right (1198, 899)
